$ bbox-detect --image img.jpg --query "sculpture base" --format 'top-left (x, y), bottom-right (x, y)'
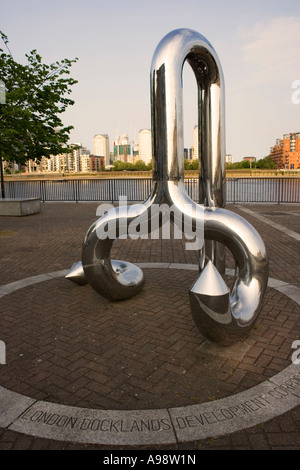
top-left (195, 338), bottom-right (250, 361)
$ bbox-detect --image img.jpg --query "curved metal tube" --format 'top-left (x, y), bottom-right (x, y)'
top-left (80, 197), bottom-right (154, 301)
top-left (66, 28), bottom-right (268, 345)
top-left (192, 205), bottom-right (269, 345)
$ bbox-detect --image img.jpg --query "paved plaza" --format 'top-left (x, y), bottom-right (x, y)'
top-left (0, 201), bottom-right (299, 450)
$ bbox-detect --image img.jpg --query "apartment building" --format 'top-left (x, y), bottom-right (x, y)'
top-left (26, 144), bottom-right (90, 173)
top-left (270, 132), bottom-right (300, 169)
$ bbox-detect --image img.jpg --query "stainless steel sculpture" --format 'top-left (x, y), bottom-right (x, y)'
top-left (66, 28), bottom-right (269, 345)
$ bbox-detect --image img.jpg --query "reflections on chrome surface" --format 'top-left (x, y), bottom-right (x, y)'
top-left (66, 29), bottom-right (268, 345)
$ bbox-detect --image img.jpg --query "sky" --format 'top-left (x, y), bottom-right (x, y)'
top-left (1, 0), bottom-right (300, 162)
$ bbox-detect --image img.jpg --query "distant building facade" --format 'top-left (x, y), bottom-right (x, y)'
top-left (80, 154), bottom-right (104, 172)
top-left (270, 132), bottom-right (300, 169)
top-left (24, 124), bottom-right (210, 173)
top-left (113, 134), bottom-right (131, 163)
top-left (90, 155), bottom-right (105, 171)
top-left (26, 147), bottom-right (74, 173)
top-left (243, 156), bottom-right (256, 162)
top-left (184, 148), bottom-right (193, 160)
top-left (93, 134), bottom-right (110, 166)
top-left (26, 144), bottom-right (94, 173)
top-left (72, 144), bottom-right (90, 172)
top-left (138, 129), bottom-right (152, 165)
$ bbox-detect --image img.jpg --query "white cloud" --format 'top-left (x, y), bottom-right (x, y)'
top-left (238, 17), bottom-right (300, 85)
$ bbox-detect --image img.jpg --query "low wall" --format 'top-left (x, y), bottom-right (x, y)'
top-left (0, 198), bottom-right (41, 216)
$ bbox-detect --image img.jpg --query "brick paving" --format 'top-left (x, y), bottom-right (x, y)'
top-left (0, 202), bottom-right (300, 450)
top-left (238, 204), bottom-right (300, 235)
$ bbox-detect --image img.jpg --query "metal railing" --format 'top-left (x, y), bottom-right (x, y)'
top-left (1, 177), bottom-right (299, 203)
top-left (226, 178), bottom-right (300, 204)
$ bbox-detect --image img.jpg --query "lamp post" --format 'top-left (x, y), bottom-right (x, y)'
top-left (0, 79), bottom-right (6, 199)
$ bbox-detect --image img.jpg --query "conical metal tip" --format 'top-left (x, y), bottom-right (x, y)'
top-left (189, 261), bottom-right (232, 340)
top-left (190, 260), bottom-right (229, 296)
top-left (65, 261), bottom-right (87, 285)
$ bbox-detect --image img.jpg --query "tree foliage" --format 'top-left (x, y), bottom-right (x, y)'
top-left (185, 156), bottom-right (276, 171)
top-left (184, 159), bottom-right (199, 170)
top-left (226, 156), bottom-right (275, 170)
top-left (255, 156), bottom-right (276, 169)
top-left (112, 160), bottom-right (152, 171)
top-left (0, 31), bottom-right (78, 165)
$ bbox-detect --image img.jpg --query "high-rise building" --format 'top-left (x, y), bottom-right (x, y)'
top-left (93, 134), bottom-right (110, 166)
top-left (138, 129), bottom-right (152, 165)
top-left (270, 132), bottom-right (300, 169)
top-left (113, 134), bottom-right (131, 163)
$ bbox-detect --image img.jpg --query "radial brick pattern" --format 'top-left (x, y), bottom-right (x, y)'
top-left (1, 268), bottom-right (299, 411)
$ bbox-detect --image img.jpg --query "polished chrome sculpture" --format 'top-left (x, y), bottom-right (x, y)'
top-left (66, 28), bottom-right (269, 345)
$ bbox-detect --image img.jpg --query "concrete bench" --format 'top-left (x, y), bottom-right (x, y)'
top-left (0, 198), bottom-right (41, 216)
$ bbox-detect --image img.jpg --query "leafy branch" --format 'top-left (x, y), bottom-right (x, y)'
top-left (0, 31), bottom-right (78, 165)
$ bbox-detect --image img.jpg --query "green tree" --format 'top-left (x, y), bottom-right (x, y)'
top-left (184, 159), bottom-right (199, 170)
top-left (184, 159), bottom-right (191, 170)
top-left (255, 156), bottom-right (275, 169)
top-left (226, 156), bottom-right (276, 170)
top-left (241, 160), bottom-right (250, 168)
top-left (112, 160), bottom-right (152, 171)
top-left (112, 160), bottom-right (134, 171)
top-left (133, 159), bottom-right (148, 171)
top-left (0, 31), bottom-right (78, 166)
